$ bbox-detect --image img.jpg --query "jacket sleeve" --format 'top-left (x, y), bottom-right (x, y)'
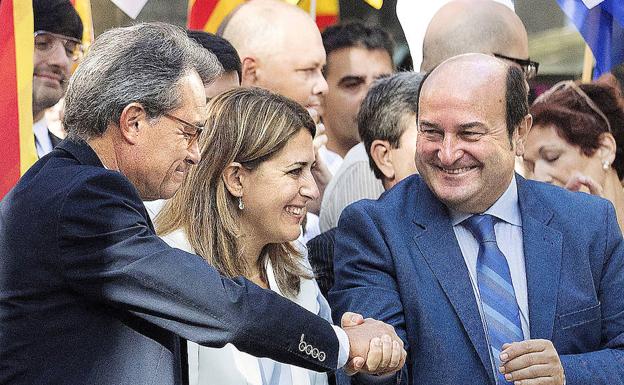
top-left (329, 202), bottom-right (407, 385)
top-left (55, 171), bottom-right (339, 372)
top-left (559, 200), bottom-right (624, 384)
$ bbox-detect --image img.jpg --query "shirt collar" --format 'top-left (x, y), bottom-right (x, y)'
top-left (449, 174), bottom-right (521, 227)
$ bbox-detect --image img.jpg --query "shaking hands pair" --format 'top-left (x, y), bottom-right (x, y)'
top-left (341, 312), bottom-right (407, 376)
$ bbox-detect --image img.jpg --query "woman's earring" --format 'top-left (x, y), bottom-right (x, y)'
top-left (603, 160), bottom-right (610, 170)
top-left (238, 197), bottom-right (245, 210)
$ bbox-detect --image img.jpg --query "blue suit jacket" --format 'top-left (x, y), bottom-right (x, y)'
top-left (330, 174), bottom-right (624, 385)
top-left (0, 139), bottom-right (339, 385)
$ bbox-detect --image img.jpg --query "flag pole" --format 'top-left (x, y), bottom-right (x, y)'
top-left (581, 44), bottom-right (594, 83)
top-left (310, 0), bottom-right (316, 20)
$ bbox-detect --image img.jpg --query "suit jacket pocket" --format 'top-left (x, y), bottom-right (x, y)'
top-left (558, 302), bottom-right (601, 330)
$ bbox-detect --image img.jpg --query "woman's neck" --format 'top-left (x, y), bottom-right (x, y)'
top-left (238, 234), bottom-right (269, 289)
top-left (603, 170), bottom-right (624, 233)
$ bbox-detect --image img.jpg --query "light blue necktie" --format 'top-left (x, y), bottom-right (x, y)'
top-left (464, 214), bottom-right (524, 385)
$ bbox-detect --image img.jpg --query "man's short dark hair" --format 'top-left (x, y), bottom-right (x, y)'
top-left (506, 66), bottom-right (528, 138)
top-left (321, 21), bottom-right (394, 75)
top-left (187, 30), bottom-right (242, 81)
top-left (358, 72), bottom-right (424, 179)
top-left (33, 0), bottom-right (83, 41)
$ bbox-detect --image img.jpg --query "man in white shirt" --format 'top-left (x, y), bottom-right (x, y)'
top-left (32, 0), bottom-right (83, 157)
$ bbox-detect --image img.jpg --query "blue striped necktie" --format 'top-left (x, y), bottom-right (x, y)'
top-left (464, 214), bottom-right (524, 385)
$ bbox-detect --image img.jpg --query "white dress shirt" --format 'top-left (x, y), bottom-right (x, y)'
top-left (33, 117), bottom-right (53, 158)
top-left (319, 143), bottom-right (385, 232)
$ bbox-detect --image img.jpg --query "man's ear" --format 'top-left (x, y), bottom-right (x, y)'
top-left (370, 140), bottom-right (395, 181)
top-left (118, 103), bottom-right (148, 145)
top-left (222, 162), bottom-right (246, 197)
top-left (597, 132), bottom-right (617, 167)
top-left (514, 113), bottom-right (533, 157)
top-left (241, 56), bottom-right (259, 86)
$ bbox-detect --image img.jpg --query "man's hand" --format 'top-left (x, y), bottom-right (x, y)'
top-left (499, 339), bottom-right (565, 385)
top-left (307, 108), bottom-right (332, 215)
top-left (340, 312), bottom-right (407, 376)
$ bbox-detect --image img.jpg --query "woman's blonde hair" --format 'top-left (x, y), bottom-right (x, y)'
top-left (156, 87), bottom-right (316, 297)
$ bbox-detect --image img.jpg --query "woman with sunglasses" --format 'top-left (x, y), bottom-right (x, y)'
top-left (523, 81), bottom-right (624, 232)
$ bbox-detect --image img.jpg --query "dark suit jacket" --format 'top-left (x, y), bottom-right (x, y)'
top-left (0, 139), bottom-right (339, 385)
top-left (330, 174), bottom-right (624, 385)
top-left (307, 228), bottom-right (338, 299)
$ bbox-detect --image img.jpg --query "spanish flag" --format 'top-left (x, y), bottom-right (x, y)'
top-left (187, 0), bottom-right (341, 33)
top-left (0, 0), bottom-right (35, 199)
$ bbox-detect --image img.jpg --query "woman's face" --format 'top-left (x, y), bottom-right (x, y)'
top-left (239, 128), bottom-right (319, 246)
top-left (523, 124), bottom-right (604, 187)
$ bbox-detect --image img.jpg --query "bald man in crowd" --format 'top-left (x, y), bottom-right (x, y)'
top-left (420, 0), bottom-right (537, 80)
top-left (220, 0), bottom-right (331, 240)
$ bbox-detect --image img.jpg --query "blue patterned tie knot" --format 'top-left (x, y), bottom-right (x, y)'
top-left (463, 214), bottom-right (524, 385)
top-left (464, 214), bottom-right (497, 243)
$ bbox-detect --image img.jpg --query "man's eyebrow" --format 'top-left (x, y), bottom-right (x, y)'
top-left (458, 122), bottom-right (487, 130)
top-left (338, 75), bottom-right (365, 85)
top-left (418, 120), bottom-right (440, 129)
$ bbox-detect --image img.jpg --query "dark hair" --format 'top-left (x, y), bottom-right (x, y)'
top-left (506, 66), bottom-right (529, 139)
top-left (530, 82), bottom-right (624, 178)
top-left (321, 21), bottom-right (394, 75)
top-left (187, 30), bottom-right (242, 81)
top-left (33, 0), bottom-right (83, 40)
top-left (359, 72), bottom-right (424, 179)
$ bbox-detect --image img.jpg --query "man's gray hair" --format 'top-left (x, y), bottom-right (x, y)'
top-left (358, 71), bottom-right (424, 179)
top-left (64, 22), bottom-right (223, 140)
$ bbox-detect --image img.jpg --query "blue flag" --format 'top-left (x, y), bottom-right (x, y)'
top-left (556, 0), bottom-right (624, 78)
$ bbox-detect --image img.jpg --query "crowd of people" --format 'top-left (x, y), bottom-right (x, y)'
top-left (1, 0), bottom-right (624, 384)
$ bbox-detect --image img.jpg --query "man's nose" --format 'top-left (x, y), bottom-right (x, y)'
top-left (186, 140), bottom-right (201, 165)
top-left (313, 70), bottom-right (329, 96)
top-left (437, 135), bottom-right (463, 166)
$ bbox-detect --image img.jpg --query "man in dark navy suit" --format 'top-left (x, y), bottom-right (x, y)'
top-left (0, 23), bottom-right (405, 385)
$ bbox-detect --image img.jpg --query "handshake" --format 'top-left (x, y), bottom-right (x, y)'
top-left (341, 312), bottom-right (407, 376)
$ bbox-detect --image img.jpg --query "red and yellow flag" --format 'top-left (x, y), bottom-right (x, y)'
top-left (187, 0), bottom-right (340, 33)
top-left (0, 0), bottom-right (35, 199)
top-left (70, 0), bottom-right (95, 48)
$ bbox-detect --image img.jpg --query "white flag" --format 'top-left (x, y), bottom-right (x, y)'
top-left (110, 0), bottom-right (149, 19)
top-left (581, 0), bottom-right (605, 9)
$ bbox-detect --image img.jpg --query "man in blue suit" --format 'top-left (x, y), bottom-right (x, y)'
top-left (0, 23), bottom-right (406, 385)
top-left (330, 53), bottom-right (624, 385)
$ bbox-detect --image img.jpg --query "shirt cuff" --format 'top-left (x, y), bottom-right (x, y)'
top-left (332, 325), bottom-right (350, 368)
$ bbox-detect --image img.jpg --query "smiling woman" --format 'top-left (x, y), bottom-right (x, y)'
top-left (154, 87), bottom-right (330, 385)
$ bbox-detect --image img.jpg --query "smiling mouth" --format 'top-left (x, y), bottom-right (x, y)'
top-left (437, 166), bottom-right (478, 174)
top-left (285, 206), bottom-right (305, 216)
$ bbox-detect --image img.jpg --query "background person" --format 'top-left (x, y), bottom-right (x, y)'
top-left (523, 81), bottom-right (624, 232)
top-left (32, 0), bottom-right (83, 157)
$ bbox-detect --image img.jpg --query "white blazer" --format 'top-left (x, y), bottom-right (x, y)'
top-left (159, 228), bottom-right (330, 385)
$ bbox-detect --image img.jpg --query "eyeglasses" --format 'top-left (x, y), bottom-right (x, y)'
top-left (533, 80), bottom-right (611, 131)
top-left (493, 53), bottom-right (539, 80)
top-left (34, 30), bottom-right (84, 62)
top-left (162, 113), bottom-right (206, 147)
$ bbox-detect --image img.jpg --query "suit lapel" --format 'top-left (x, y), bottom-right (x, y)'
top-left (517, 177), bottom-right (562, 340)
top-left (410, 179), bottom-right (495, 385)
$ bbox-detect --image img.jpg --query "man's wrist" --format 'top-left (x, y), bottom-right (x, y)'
top-left (332, 325), bottom-right (350, 368)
